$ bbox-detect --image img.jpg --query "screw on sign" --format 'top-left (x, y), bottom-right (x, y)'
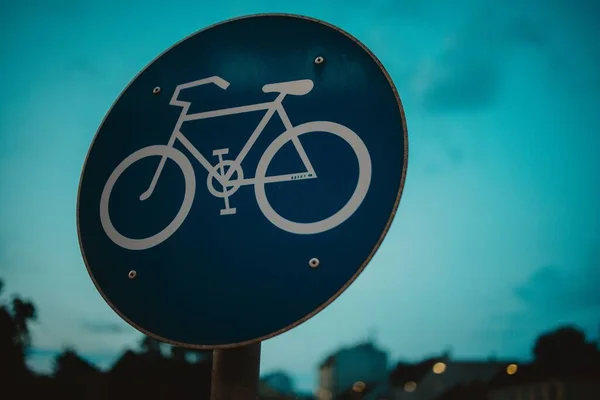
top-left (76, 14), bottom-right (407, 400)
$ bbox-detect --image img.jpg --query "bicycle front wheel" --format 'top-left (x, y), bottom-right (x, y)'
top-left (254, 121), bottom-right (372, 235)
top-left (99, 145), bottom-right (196, 250)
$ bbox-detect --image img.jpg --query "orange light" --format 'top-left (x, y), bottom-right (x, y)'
top-left (433, 362), bottom-right (447, 374)
top-left (506, 364), bottom-right (518, 375)
top-left (352, 381), bottom-right (366, 393)
top-left (404, 381), bottom-right (417, 392)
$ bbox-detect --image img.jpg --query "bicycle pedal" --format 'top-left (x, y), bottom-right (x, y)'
top-left (220, 207), bottom-right (236, 216)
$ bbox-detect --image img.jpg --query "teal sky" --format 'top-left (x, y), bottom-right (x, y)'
top-left (1, 0), bottom-right (599, 392)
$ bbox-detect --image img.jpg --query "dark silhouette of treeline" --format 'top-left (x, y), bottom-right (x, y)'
top-left (448, 326), bottom-right (600, 399)
top-left (0, 278), bottom-right (212, 399)
top-left (385, 323), bottom-right (600, 400)
top-left (2, 277), bottom-right (600, 400)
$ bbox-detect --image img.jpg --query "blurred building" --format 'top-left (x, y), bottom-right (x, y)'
top-left (317, 341), bottom-right (388, 399)
top-left (488, 379), bottom-right (600, 400)
top-left (487, 362), bottom-right (600, 400)
top-left (412, 360), bottom-right (506, 400)
top-left (384, 357), bottom-right (511, 400)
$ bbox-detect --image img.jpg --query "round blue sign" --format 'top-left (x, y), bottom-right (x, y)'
top-left (77, 14), bottom-right (408, 348)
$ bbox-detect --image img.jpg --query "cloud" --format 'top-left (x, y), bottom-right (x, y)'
top-left (70, 56), bottom-right (103, 77)
top-left (417, 18), bottom-right (503, 111)
top-left (422, 61), bottom-right (499, 112)
top-left (505, 16), bottom-right (547, 46)
top-left (417, 5), bottom-right (548, 113)
top-left (514, 262), bottom-right (600, 313)
top-left (80, 319), bottom-right (128, 334)
top-left (481, 252), bottom-right (600, 358)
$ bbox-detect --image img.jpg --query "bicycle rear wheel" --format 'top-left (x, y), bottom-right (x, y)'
top-left (254, 121), bottom-right (371, 235)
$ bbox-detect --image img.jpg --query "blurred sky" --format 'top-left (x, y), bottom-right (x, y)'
top-left (1, 0), bottom-right (599, 393)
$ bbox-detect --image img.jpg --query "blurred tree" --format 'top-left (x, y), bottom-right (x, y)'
top-left (0, 300), bottom-right (23, 381)
top-left (0, 278), bottom-right (36, 383)
top-left (12, 297), bottom-right (36, 348)
top-left (54, 348), bottom-right (100, 381)
top-left (109, 345), bottom-right (212, 399)
top-left (171, 345), bottom-right (188, 362)
top-left (140, 335), bottom-right (163, 357)
top-left (54, 348), bottom-right (105, 399)
top-left (533, 325), bottom-right (600, 377)
top-left (170, 345), bottom-right (210, 364)
top-left (261, 371), bottom-right (295, 395)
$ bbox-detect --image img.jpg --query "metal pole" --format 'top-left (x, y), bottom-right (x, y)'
top-left (210, 342), bottom-right (262, 400)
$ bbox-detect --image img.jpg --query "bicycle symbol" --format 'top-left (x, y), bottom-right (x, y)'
top-left (100, 76), bottom-right (372, 251)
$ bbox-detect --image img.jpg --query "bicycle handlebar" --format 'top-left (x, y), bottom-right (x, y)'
top-left (170, 76), bottom-right (230, 107)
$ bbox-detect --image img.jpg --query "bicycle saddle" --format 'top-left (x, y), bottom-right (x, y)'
top-left (262, 79), bottom-right (314, 96)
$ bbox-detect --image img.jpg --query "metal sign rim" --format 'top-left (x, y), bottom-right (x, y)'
top-left (76, 12), bottom-right (409, 349)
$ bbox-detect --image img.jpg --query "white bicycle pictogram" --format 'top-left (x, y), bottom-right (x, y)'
top-left (100, 76), bottom-right (372, 250)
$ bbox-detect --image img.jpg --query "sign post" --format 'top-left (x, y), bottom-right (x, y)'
top-left (211, 343), bottom-right (261, 400)
top-left (77, 13), bottom-right (408, 396)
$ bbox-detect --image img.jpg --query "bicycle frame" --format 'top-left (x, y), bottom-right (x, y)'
top-left (141, 77), bottom-right (317, 200)
top-left (100, 76), bottom-right (372, 248)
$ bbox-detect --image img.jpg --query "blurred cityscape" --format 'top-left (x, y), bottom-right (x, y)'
top-left (2, 277), bottom-right (599, 400)
top-left (2, 1), bottom-right (599, 399)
